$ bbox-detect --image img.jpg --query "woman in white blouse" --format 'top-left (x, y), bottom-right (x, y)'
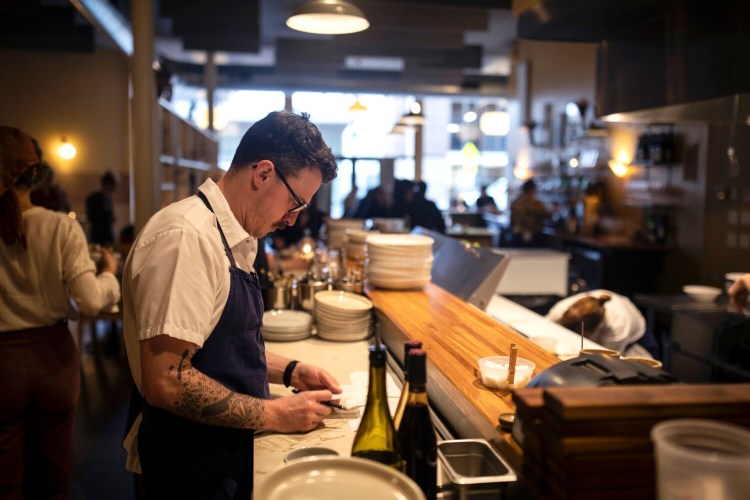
top-left (0, 126), bottom-right (120, 499)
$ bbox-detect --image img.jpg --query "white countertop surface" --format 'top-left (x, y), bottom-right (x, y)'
top-left (254, 337), bottom-right (400, 492)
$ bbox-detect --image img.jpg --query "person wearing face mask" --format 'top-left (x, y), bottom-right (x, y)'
top-left (0, 127), bottom-right (120, 499)
top-left (121, 111), bottom-right (341, 499)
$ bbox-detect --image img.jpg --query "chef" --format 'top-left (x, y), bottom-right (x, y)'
top-left (122, 111), bottom-right (341, 499)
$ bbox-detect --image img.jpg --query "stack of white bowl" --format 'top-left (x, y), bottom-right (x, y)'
top-left (326, 219), bottom-right (364, 249)
top-left (365, 234), bottom-right (434, 289)
top-left (314, 291), bottom-right (373, 341)
top-left (344, 228), bottom-right (376, 261)
top-left (261, 310), bottom-right (313, 341)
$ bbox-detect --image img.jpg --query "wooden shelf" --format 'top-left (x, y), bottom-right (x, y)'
top-left (158, 100), bottom-right (218, 207)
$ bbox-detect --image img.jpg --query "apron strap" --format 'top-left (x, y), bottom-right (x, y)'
top-left (197, 191), bottom-right (236, 268)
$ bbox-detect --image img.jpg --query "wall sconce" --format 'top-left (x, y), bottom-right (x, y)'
top-left (286, 0), bottom-right (369, 35)
top-left (608, 160), bottom-right (629, 178)
top-left (58, 138), bottom-right (77, 160)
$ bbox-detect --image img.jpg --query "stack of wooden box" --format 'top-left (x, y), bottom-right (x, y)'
top-left (512, 384), bottom-right (750, 499)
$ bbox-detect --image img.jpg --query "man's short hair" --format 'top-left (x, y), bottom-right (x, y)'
top-left (230, 111), bottom-right (337, 182)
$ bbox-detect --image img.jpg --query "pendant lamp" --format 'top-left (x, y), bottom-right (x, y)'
top-left (399, 101), bottom-right (425, 126)
top-left (286, 0), bottom-right (370, 35)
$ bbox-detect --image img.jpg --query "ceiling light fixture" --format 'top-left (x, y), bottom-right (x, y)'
top-left (286, 0), bottom-right (370, 35)
top-left (399, 101), bottom-right (425, 126)
top-left (479, 110), bottom-right (510, 136)
top-left (348, 98), bottom-right (367, 113)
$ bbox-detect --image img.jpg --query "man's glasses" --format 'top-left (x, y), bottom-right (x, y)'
top-left (274, 167), bottom-right (308, 214)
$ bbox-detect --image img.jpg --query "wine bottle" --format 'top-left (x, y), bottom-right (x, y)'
top-left (352, 344), bottom-right (404, 471)
top-left (393, 339), bottom-right (422, 430)
top-left (398, 349), bottom-right (437, 499)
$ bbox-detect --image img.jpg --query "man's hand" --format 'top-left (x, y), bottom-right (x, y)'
top-left (98, 247), bottom-right (118, 274)
top-left (291, 363), bottom-right (342, 394)
top-left (263, 390), bottom-right (333, 433)
top-left (729, 274), bottom-right (750, 313)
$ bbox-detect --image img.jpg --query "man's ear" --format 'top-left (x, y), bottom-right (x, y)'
top-left (251, 160), bottom-right (274, 188)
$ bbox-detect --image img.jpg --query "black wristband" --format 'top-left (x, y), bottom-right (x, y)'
top-left (283, 360), bottom-right (300, 388)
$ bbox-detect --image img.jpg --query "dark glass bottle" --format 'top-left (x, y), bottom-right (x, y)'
top-left (352, 344), bottom-right (404, 471)
top-left (398, 349), bottom-right (437, 499)
top-left (393, 339), bottom-right (422, 430)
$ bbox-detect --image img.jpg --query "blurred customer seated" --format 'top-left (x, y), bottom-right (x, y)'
top-left (353, 185), bottom-right (391, 219)
top-left (407, 181), bottom-right (445, 233)
top-left (475, 185), bottom-right (499, 214)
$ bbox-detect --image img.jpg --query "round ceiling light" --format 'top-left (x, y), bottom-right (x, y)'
top-left (286, 0), bottom-right (370, 35)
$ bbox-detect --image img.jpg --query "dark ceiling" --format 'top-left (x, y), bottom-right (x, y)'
top-left (0, 0), bottom-right (518, 96)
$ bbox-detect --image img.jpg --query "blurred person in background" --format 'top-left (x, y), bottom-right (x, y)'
top-left (85, 170), bottom-right (119, 245)
top-left (0, 127), bottom-right (120, 500)
top-left (353, 185), bottom-right (391, 219)
top-left (509, 179), bottom-right (549, 247)
top-left (343, 184), bottom-right (359, 218)
top-left (474, 185), bottom-right (499, 214)
top-left (270, 193), bottom-right (326, 250)
top-left (30, 162), bottom-right (71, 213)
top-left (407, 180), bottom-right (446, 233)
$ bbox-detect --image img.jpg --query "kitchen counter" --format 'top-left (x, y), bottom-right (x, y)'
top-left (367, 284), bottom-right (561, 470)
top-left (254, 287), bottom-right (608, 489)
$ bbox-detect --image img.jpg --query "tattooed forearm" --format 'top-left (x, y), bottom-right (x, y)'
top-left (176, 349), bottom-right (188, 381)
top-left (166, 350), bottom-right (265, 429)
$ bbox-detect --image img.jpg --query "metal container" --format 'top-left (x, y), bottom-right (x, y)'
top-left (438, 439), bottom-right (516, 499)
top-left (337, 279), bottom-right (363, 295)
top-left (262, 286), bottom-right (291, 311)
top-left (297, 280), bottom-right (328, 311)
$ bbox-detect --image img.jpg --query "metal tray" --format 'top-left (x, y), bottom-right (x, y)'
top-left (437, 439), bottom-right (516, 499)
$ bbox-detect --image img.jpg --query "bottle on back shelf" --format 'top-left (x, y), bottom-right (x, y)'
top-left (351, 343), bottom-right (404, 471)
top-left (398, 349), bottom-right (437, 499)
top-left (393, 339), bottom-right (423, 430)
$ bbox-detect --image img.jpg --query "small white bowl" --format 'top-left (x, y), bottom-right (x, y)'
top-left (682, 285), bottom-right (722, 303)
top-left (477, 355), bottom-right (536, 390)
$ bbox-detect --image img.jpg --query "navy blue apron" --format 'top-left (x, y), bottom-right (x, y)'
top-left (138, 192), bottom-right (268, 500)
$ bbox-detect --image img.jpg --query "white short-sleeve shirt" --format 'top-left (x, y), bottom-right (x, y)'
top-left (0, 206), bottom-right (120, 331)
top-left (122, 179), bottom-right (258, 393)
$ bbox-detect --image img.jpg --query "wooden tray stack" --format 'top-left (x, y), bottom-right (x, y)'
top-left (512, 384), bottom-right (750, 500)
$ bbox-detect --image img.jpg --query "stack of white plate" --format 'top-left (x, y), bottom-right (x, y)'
top-left (365, 234), bottom-right (434, 289)
top-left (314, 291), bottom-right (374, 342)
top-left (261, 310), bottom-right (313, 342)
top-left (326, 219), bottom-right (364, 249)
top-left (344, 228), bottom-right (376, 261)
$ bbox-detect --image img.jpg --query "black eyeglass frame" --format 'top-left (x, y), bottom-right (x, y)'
top-left (273, 166), bottom-right (308, 214)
